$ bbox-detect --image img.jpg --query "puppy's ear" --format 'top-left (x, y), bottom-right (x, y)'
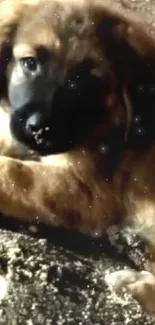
top-left (91, 0), bottom-right (155, 61)
top-left (89, 1), bottom-right (155, 141)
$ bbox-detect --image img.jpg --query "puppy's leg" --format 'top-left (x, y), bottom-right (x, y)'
top-left (105, 269), bottom-right (155, 314)
top-left (0, 154), bottom-right (117, 235)
top-left (104, 205), bottom-right (155, 314)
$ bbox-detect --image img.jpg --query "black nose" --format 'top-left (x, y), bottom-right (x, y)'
top-left (26, 113), bottom-right (43, 133)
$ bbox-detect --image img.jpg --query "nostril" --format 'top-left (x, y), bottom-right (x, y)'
top-left (26, 113), bottom-right (43, 133)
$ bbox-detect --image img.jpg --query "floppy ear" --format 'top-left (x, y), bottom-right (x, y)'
top-left (92, 0), bottom-right (155, 54)
top-left (89, 0), bottom-right (155, 142)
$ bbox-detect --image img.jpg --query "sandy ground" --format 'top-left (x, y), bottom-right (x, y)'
top-left (0, 220), bottom-right (154, 325)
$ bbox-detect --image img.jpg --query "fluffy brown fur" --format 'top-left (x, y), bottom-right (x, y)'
top-left (0, 0), bottom-right (155, 314)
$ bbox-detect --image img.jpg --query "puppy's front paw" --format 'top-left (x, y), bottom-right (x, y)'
top-left (105, 269), bottom-right (155, 315)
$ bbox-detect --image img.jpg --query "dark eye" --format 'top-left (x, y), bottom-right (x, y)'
top-left (21, 56), bottom-right (38, 72)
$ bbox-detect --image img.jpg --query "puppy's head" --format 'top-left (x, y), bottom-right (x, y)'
top-left (8, 43), bottom-right (106, 155)
top-left (1, 0), bottom-right (155, 155)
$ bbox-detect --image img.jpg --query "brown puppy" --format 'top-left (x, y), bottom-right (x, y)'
top-left (0, 0), bottom-right (155, 314)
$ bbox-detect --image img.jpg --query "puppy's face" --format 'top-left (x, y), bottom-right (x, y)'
top-left (8, 55), bottom-right (105, 155)
top-left (3, 0), bottom-right (155, 155)
top-left (6, 7), bottom-right (109, 155)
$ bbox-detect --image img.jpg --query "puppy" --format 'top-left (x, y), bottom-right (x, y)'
top-left (0, 0), bottom-right (155, 314)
